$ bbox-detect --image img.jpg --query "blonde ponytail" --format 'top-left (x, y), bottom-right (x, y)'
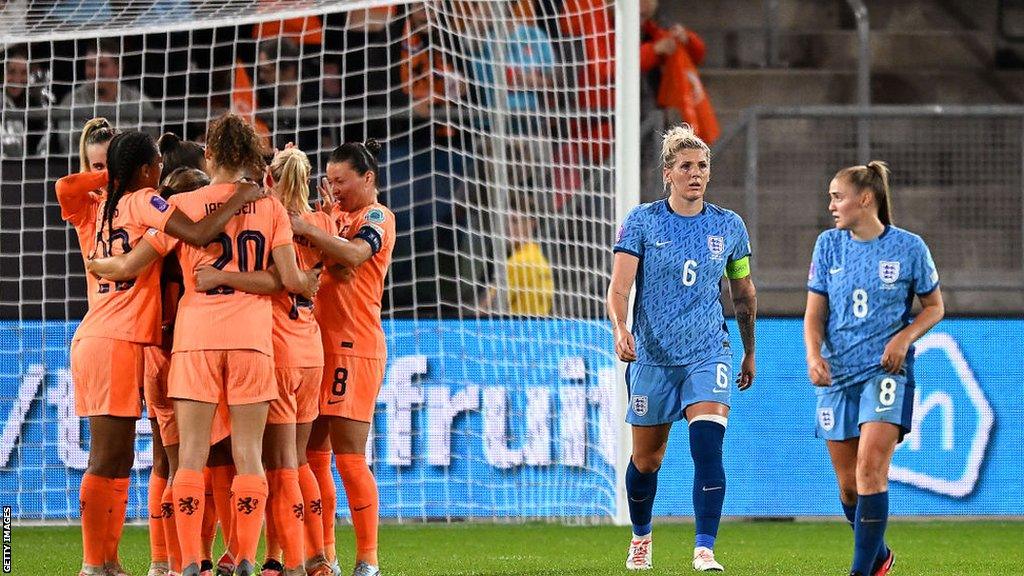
top-left (270, 147), bottom-right (312, 213)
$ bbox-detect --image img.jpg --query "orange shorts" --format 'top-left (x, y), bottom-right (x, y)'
top-left (269, 366), bottom-right (324, 425)
top-left (71, 337), bottom-right (144, 418)
top-left (143, 345), bottom-right (176, 443)
top-left (168, 349), bottom-right (277, 406)
top-left (319, 355), bottom-right (385, 422)
top-left (146, 346), bottom-right (231, 445)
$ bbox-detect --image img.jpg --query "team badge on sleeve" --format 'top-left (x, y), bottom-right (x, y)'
top-left (879, 261), bottom-right (900, 284)
top-left (365, 208), bottom-right (386, 224)
top-left (818, 407), bottom-right (835, 431)
top-left (631, 395), bottom-right (648, 417)
top-left (808, 261), bottom-right (816, 281)
top-left (707, 236), bottom-right (725, 260)
top-left (150, 195), bottom-right (170, 213)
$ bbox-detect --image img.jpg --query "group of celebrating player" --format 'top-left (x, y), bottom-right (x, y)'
top-left (58, 113), bottom-right (394, 576)
top-left (610, 124), bottom-right (943, 575)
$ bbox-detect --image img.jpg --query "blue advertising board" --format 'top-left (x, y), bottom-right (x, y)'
top-left (0, 319), bottom-right (1020, 520)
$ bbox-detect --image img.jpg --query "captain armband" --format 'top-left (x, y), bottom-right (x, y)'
top-left (725, 256), bottom-right (750, 280)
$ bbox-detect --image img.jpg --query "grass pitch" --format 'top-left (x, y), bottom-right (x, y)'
top-left (12, 520), bottom-right (1022, 575)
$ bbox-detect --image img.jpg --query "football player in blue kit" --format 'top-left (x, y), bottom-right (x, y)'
top-left (805, 161), bottom-right (944, 576)
top-left (608, 123), bottom-right (757, 572)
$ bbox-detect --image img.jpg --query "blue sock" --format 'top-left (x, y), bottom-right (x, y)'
top-left (626, 458), bottom-right (658, 537)
top-left (842, 500), bottom-right (857, 529)
top-left (852, 492), bottom-right (888, 575)
top-left (843, 498), bottom-right (889, 568)
top-left (690, 419), bottom-right (726, 550)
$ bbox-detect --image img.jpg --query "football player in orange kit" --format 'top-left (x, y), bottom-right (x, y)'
top-left (289, 139), bottom-right (395, 576)
top-left (58, 128), bottom-right (262, 576)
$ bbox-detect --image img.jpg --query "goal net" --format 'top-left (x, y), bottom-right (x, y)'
top-left (0, 0), bottom-right (631, 522)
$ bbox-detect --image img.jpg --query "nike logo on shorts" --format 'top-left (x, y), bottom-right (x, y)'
top-left (875, 406), bottom-right (894, 413)
top-left (702, 486), bottom-right (723, 492)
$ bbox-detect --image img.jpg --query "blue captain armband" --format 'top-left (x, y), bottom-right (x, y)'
top-left (354, 224), bottom-right (383, 254)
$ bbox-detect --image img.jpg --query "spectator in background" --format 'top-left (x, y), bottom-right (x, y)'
top-left (481, 194), bottom-right (555, 317)
top-left (58, 39), bottom-right (154, 153)
top-left (256, 37), bottom-right (316, 150)
top-left (640, 0), bottom-right (719, 144)
top-left (60, 39), bottom-right (153, 109)
top-left (400, 2), bottom-right (465, 141)
top-left (2, 44), bottom-right (49, 157)
top-left (559, 0), bottom-right (613, 164)
top-left (472, 0), bottom-right (556, 191)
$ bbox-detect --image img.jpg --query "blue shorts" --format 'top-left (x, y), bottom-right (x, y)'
top-left (625, 355), bottom-right (732, 426)
top-left (814, 369), bottom-right (914, 441)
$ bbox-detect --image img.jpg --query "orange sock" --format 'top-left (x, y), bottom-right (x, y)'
top-left (148, 473), bottom-right (168, 564)
top-left (298, 463), bottom-right (325, 561)
top-left (264, 488), bottom-right (281, 562)
top-left (230, 474), bottom-right (268, 566)
top-left (161, 482), bottom-right (182, 572)
top-left (103, 477), bottom-right (130, 566)
top-left (335, 454), bottom-right (379, 564)
top-left (208, 464), bottom-right (237, 559)
top-left (172, 468), bottom-right (207, 571)
top-left (80, 473), bottom-right (111, 568)
top-left (202, 468), bottom-right (216, 561)
top-left (267, 468), bottom-right (304, 569)
top-left (307, 450), bottom-right (336, 562)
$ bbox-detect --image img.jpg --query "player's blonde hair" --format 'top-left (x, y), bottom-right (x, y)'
top-left (78, 117), bottom-right (115, 172)
top-left (835, 160), bottom-right (893, 226)
top-left (661, 123), bottom-right (710, 168)
top-left (270, 147), bottom-right (312, 213)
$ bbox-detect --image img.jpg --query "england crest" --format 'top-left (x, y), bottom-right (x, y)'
top-left (631, 395), bottom-right (648, 417)
top-left (879, 261), bottom-right (901, 284)
top-left (707, 235), bottom-right (725, 259)
top-left (818, 407), bottom-right (835, 431)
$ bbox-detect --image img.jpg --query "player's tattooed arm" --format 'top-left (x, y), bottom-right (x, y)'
top-left (729, 275), bottom-right (757, 389)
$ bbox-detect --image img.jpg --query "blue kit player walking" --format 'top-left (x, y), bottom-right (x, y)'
top-left (805, 161), bottom-right (944, 576)
top-left (608, 124), bottom-right (757, 572)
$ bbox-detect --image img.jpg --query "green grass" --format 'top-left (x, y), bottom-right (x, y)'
top-left (11, 521), bottom-right (1024, 575)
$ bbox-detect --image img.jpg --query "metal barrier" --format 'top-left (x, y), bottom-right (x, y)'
top-left (711, 105), bottom-right (1024, 313)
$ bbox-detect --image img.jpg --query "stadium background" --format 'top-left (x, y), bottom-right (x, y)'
top-left (1, 0), bottom-right (1023, 532)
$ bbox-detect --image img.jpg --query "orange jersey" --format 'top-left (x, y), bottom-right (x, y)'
top-left (271, 210), bottom-right (335, 368)
top-left (57, 172), bottom-right (176, 344)
top-left (315, 202), bottom-right (395, 359)
top-left (167, 184), bottom-right (294, 355)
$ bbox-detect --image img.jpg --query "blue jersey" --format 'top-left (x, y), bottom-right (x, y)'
top-left (614, 200), bottom-right (751, 366)
top-left (807, 225), bottom-right (939, 384)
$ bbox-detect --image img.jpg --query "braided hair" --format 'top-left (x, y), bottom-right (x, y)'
top-left (101, 131), bottom-right (159, 252)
